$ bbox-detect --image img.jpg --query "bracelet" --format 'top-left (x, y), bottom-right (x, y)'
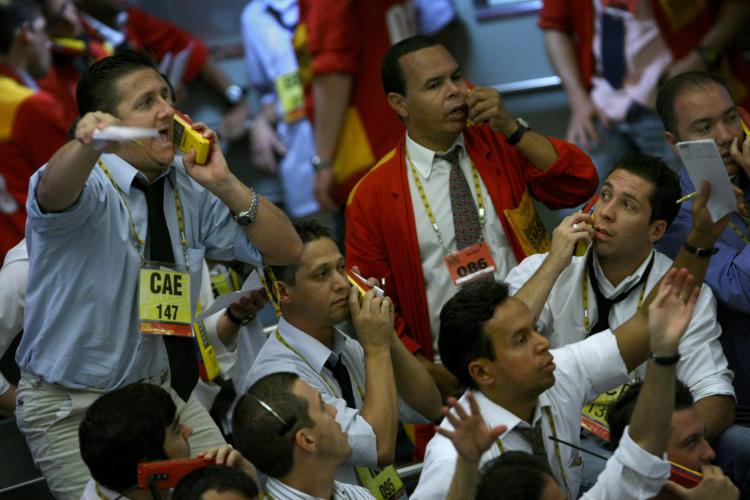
top-left (683, 242), bottom-right (718, 257)
top-left (224, 84), bottom-right (247, 106)
top-left (225, 308), bottom-right (254, 326)
top-left (311, 155), bottom-right (333, 172)
top-left (650, 352), bottom-right (681, 366)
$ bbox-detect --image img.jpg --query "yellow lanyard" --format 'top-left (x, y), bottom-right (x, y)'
top-left (274, 329), bottom-right (365, 399)
top-left (494, 408), bottom-right (571, 499)
top-left (406, 149), bottom-right (486, 255)
top-left (582, 255), bottom-right (648, 333)
top-left (729, 221), bottom-right (749, 244)
top-left (99, 161), bottom-right (190, 270)
top-left (259, 266), bottom-right (283, 318)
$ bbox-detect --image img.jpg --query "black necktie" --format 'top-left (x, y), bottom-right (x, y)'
top-left (518, 421), bottom-right (548, 464)
top-left (601, 11), bottom-right (626, 89)
top-left (325, 357), bottom-right (356, 408)
top-left (136, 175), bottom-right (199, 401)
top-left (587, 251), bottom-right (655, 335)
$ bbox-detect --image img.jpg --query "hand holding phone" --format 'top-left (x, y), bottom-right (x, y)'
top-left (347, 269), bottom-right (384, 299)
top-left (173, 111), bottom-right (211, 165)
top-left (137, 456), bottom-right (213, 490)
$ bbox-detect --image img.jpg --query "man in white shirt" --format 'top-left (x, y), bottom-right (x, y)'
top-left (436, 272), bottom-right (738, 500)
top-left (504, 153), bottom-right (744, 490)
top-left (241, 219), bottom-right (442, 487)
top-left (412, 267), bottom-right (699, 500)
top-left (234, 372), bottom-right (374, 500)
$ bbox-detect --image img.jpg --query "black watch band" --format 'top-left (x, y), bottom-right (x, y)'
top-left (506, 118), bottom-right (530, 146)
top-left (225, 308), bottom-right (253, 326)
top-left (683, 242), bottom-right (718, 257)
top-left (650, 352), bottom-right (681, 366)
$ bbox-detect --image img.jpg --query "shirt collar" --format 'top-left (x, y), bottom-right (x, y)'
top-left (474, 390), bottom-right (551, 438)
top-left (405, 132), bottom-right (465, 180)
top-left (592, 248), bottom-right (655, 298)
top-left (98, 153), bottom-right (176, 195)
top-left (277, 317), bottom-right (349, 373)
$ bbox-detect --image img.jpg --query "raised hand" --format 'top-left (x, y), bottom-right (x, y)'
top-left (75, 111), bottom-right (122, 153)
top-left (467, 86), bottom-right (515, 136)
top-left (547, 211), bottom-right (595, 271)
top-left (349, 284), bottom-right (393, 353)
top-left (647, 268), bottom-right (699, 356)
top-left (437, 391), bottom-right (507, 463)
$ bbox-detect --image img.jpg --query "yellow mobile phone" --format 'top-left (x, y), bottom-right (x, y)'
top-left (742, 117), bottom-right (749, 137)
top-left (173, 111), bottom-right (211, 165)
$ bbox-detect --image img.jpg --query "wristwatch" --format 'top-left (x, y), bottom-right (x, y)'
top-left (650, 352), bottom-right (681, 366)
top-left (234, 188), bottom-right (259, 226)
top-left (506, 118), bottom-right (530, 146)
top-left (683, 242), bottom-right (718, 257)
top-left (697, 45), bottom-right (719, 67)
top-left (311, 155), bottom-right (333, 172)
top-left (225, 308), bottom-right (254, 326)
top-left (224, 84), bottom-right (247, 106)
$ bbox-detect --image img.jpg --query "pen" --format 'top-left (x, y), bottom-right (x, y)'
top-left (676, 192), bottom-right (698, 204)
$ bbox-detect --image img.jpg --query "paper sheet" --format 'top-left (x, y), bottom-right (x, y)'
top-left (195, 270), bottom-right (263, 322)
top-left (676, 139), bottom-right (736, 222)
top-left (92, 126), bottom-right (158, 141)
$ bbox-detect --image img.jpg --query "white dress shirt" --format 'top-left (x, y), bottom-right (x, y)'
top-left (243, 317), bottom-right (429, 485)
top-left (405, 133), bottom-right (517, 355)
top-left (0, 239), bottom-right (27, 396)
top-left (582, 425), bottom-right (670, 499)
top-left (505, 249), bottom-right (734, 402)
top-left (412, 330), bottom-right (630, 500)
top-left (264, 477), bottom-right (374, 499)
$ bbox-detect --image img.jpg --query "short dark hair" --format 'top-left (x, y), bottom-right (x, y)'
top-left (604, 152), bottom-right (681, 228)
top-left (232, 373), bottom-right (315, 478)
top-left (656, 72), bottom-right (733, 135)
top-left (607, 380), bottom-right (694, 450)
top-left (438, 281), bottom-right (509, 389)
top-left (76, 49), bottom-right (159, 116)
top-left (79, 383), bottom-right (176, 492)
top-left (476, 451), bottom-right (554, 500)
top-left (269, 219), bottom-right (334, 285)
top-left (0, 0), bottom-right (42, 54)
top-left (381, 35), bottom-right (441, 96)
top-left (172, 464), bottom-right (259, 500)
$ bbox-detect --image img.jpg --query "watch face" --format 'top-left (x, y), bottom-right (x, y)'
top-left (517, 118), bottom-right (529, 128)
top-left (235, 213), bottom-right (252, 226)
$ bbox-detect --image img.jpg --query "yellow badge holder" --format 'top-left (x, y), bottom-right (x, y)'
top-left (139, 265), bottom-right (193, 337)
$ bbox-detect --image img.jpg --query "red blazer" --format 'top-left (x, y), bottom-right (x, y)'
top-left (345, 123), bottom-right (598, 359)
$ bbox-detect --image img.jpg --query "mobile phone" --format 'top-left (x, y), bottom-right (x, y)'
top-left (173, 111), bottom-right (211, 165)
top-left (347, 269), bottom-right (384, 298)
top-left (137, 457), bottom-right (213, 490)
top-left (669, 461), bottom-right (702, 489)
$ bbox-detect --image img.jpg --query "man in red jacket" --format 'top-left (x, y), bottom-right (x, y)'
top-left (346, 35), bottom-right (598, 399)
top-left (0, 1), bottom-right (70, 259)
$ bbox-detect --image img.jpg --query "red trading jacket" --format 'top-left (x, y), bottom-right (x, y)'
top-left (345, 123), bottom-right (598, 359)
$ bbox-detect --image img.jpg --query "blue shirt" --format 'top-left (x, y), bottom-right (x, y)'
top-left (18, 154), bottom-right (262, 390)
top-left (657, 167), bottom-right (750, 404)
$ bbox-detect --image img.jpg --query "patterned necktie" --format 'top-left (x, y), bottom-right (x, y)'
top-left (601, 11), bottom-right (626, 89)
top-left (325, 357), bottom-right (356, 408)
top-left (439, 147), bottom-right (482, 250)
top-left (518, 421), bottom-right (548, 464)
top-left (135, 176), bottom-right (199, 401)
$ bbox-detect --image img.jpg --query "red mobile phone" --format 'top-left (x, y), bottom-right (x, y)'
top-left (137, 456), bottom-right (213, 490)
top-left (668, 461), bottom-right (702, 489)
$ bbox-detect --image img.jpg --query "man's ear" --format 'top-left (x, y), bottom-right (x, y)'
top-left (649, 219), bottom-right (667, 243)
top-left (665, 131), bottom-right (678, 153)
top-left (387, 92), bottom-right (408, 120)
top-left (295, 427), bottom-right (316, 453)
top-left (276, 280), bottom-right (293, 305)
top-left (468, 359), bottom-right (494, 388)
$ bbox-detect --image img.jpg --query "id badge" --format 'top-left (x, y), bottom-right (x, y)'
top-left (356, 465), bottom-right (408, 500)
top-left (580, 383), bottom-right (631, 440)
top-left (139, 263), bottom-right (193, 337)
top-left (444, 241), bottom-right (496, 286)
top-left (274, 70), bottom-right (306, 123)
